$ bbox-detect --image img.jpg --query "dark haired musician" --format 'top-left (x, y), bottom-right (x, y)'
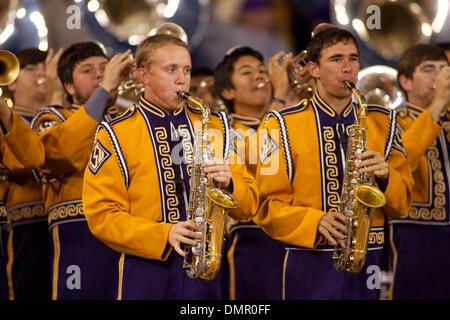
top-left (213, 45), bottom-right (293, 299)
top-left (1, 95), bottom-right (48, 300)
top-left (82, 34), bottom-right (258, 299)
top-left (389, 43), bottom-right (450, 299)
top-left (0, 47), bottom-right (64, 300)
top-left (253, 27), bottom-right (413, 299)
top-left (30, 41), bottom-right (132, 299)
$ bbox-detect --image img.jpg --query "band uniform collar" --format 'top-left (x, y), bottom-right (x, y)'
top-left (406, 102), bottom-right (424, 117)
top-left (138, 95), bottom-right (185, 118)
top-left (229, 113), bottom-right (261, 128)
top-left (313, 90), bottom-right (353, 119)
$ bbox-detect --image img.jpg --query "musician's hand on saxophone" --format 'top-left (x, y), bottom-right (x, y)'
top-left (318, 208), bottom-right (347, 246)
top-left (355, 150), bottom-right (389, 181)
top-left (203, 159), bottom-right (232, 190)
top-left (168, 221), bottom-right (203, 257)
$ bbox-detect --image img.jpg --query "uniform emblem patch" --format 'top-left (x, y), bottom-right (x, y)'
top-left (259, 129), bottom-right (278, 164)
top-left (89, 140), bottom-right (111, 175)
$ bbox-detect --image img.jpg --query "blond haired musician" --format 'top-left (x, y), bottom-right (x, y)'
top-left (254, 27), bottom-right (413, 299)
top-left (82, 34), bottom-right (258, 299)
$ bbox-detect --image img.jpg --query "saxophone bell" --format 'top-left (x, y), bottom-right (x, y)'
top-left (178, 91), bottom-right (238, 281)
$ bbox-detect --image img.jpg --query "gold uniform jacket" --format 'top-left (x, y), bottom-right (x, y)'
top-left (390, 104), bottom-right (449, 225)
top-left (1, 110), bottom-right (44, 170)
top-left (31, 106), bottom-right (99, 222)
top-left (82, 96), bottom-right (259, 261)
top-left (254, 94), bottom-right (414, 249)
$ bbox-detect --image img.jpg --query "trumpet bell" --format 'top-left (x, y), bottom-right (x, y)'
top-left (0, 50), bottom-right (19, 86)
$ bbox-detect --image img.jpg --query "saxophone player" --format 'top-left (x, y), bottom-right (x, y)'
top-left (82, 34), bottom-right (259, 299)
top-left (253, 27), bottom-right (413, 299)
top-left (389, 44), bottom-right (450, 299)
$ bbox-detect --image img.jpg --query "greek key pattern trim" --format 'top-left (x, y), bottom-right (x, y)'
top-left (312, 230), bottom-right (384, 250)
top-left (323, 126), bottom-right (340, 210)
top-left (155, 127), bottom-right (180, 223)
top-left (6, 201), bottom-right (46, 225)
top-left (48, 200), bottom-right (84, 226)
top-left (406, 140), bottom-right (447, 222)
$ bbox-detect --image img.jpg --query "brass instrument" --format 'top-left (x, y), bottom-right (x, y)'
top-left (0, 50), bottom-right (19, 107)
top-left (285, 50), bottom-right (312, 95)
top-left (332, 80), bottom-right (387, 274)
top-left (330, 0), bottom-right (437, 61)
top-left (0, 50), bottom-right (19, 86)
top-left (358, 65), bottom-right (405, 110)
top-left (178, 91), bottom-right (238, 281)
top-left (258, 50), bottom-right (314, 100)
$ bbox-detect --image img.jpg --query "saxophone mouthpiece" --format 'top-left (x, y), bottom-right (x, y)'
top-left (177, 91), bottom-right (190, 101)
top-left (343, 80), bottom-right (355, 90)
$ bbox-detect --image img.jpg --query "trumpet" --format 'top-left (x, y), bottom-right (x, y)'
top-left (117, 56), bottom-right (144, 98)
top-left (0, 50), bottom-right (19, 86)
top-left (258, 50), bottom-right (314, 99)
top-left (0, 50), bottom-right (20, 107)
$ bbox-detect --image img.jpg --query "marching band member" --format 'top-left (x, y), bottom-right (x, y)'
top-left (213, 46), bottom-right (290, 299)
top-left (0, 48), bottom-right (62, 299)
top-left (31, 42), bottom-right (132, 299)
top-left (254, 27), bottom-right (413, 299)
top-left (390, 43), bottom-right (450, 299)
top-left (82, 34), bottom-right (259, 299)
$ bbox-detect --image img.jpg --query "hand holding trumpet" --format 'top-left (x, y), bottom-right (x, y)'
top-left (429, 65), bottom-right (450, 122)
top-left (100, 49), bottom-right (135, 95)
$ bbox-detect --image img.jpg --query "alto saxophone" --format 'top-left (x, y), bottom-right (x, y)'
top-left (332, 81), bottom-right (387, 274)
top-left (178, 91), bottom-right (238, 281)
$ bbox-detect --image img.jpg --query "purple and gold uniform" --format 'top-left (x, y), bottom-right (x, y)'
top-left (1, 111), bottom-right (50, 300)
top-left (32, 104), bottom-right (123, 300)
top-left (388, 104), bottom-right (450, 299)
top-left (1, 110), bottom-right (44, 170)
top-left (82, 96), bottom-right (259, 300)
top-left (254, 92), bottom-right (413, 300)
top-left (1, 110), bottom-right (46, 300)
top-left (0, 180), bottom-right (8, 300)
top-left (225, 113), bottom-right (285, 300)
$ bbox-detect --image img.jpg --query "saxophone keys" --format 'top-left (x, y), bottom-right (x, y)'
top-left (194, 216), bottom-right (204, 225)
top-left (195, 207), bottom-right (204, 216)
top-left (192, 246), bottom-right (202, 255)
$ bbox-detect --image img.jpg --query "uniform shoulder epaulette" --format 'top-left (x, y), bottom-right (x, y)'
top-left (366, 103), bottom-right (391, 116)
top-left (263, 109), bottom-right (294, 183)
top-left (93, 121), bottom-right (130, 189)
top-left (30, 105), bottom-right (67, 130)
top-left (108, 105), bottom-right (137, 126)
top-left (279, 99), bottom-right (309, 116)
top-left (366, 105), bottom-right (407, 161)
